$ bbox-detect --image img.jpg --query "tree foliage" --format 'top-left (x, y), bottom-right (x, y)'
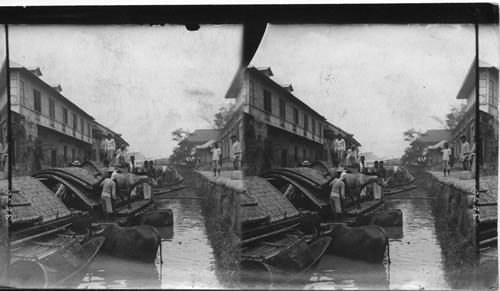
top-left (169, 128), bottom-right (194, 163)
top-left (213, 103), bottom-right (236, 130)
top-left (431, 103), bottom-right (468, 130)
top-left (401, 128), bottom-right (425, 164)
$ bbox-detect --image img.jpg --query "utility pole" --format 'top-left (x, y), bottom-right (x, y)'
top-left (473, 19), bottom-right (481, 255)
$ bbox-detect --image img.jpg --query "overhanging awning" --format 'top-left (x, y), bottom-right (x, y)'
top-left (195, 139), bottom-right (216, 150)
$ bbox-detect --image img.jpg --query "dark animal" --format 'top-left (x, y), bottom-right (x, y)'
top-left (327, 224), bottom-right (390, 263)
top-left (353, 209), bottom-right (403, 227)
top-left (126, 209), bottom-right (174, 227)
top-left (115, 173), bottom-right (158, 209)
top-left (95, 224), bottom-right (162, 263)
top-left (298, 214), bottom-right (322, 239)
top-left (342, 173), bottom-right (387, 210)
top-left (70, 213), bottom-right (93, 235)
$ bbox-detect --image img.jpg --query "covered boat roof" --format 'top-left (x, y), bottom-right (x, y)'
top-left (34, 167), bottom-right (104, 191)
top-left (0, 177), bottom-right (72, 226)
top-left (241, 176), bottom-right (300, 225)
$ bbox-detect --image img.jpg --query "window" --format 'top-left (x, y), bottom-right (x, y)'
top-left (72, 148), bottom-right (75, 161)
top-left (51, 149), bottom-right (57, 167)
top-left (249, 80), bottom-right (255, 106)
top-left (319, 124), bottom-right (322, 137)
top-left (294, 146), bottom-right (298, 161)
top-left (34, 89), bottom-right (42, 112)
top-left (64, 146), bottom-right (67, 161)
top-left (88, 122), bottom-right (91, 137)
top-left (264, 90), bottom-right (272, 112)
top-left (312, 119), bottom-right (316, 135)
top-left (303, 148), bottom-right (306, 161)
top-left (63, 108), bottom-right (68, 124)
top-left (20, 80), bottom-right (25, 105)
top-left (279, 99), bottom-right (286, 120)
top-left (293, 108), bottom-right (299, 125)
top-left (80, 118), bottom-right (84, 132)
top-left (73, 113), bottom-right (78, 129)
top-left (49, 99), bottom-right (55, 119)
top-left (489, 79), bottom-right (498, 106)
top-left (304, 113), bottom-right (309, 131)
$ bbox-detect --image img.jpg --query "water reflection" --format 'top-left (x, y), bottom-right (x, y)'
top-left (75, 186), bottom-right (221, 289)
top-left (305, 187), bottom-right (450, 290)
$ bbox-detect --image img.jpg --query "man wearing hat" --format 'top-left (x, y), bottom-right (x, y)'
top-left (100, 171), bottom-right (118, 220)
top-left (329, 171), bottom-right (347, 221)
top-left (231, 135), bottom-right (242, 170)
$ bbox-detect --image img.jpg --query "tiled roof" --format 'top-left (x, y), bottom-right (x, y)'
top-left (413, 129), bottom-right (451, 145)
top-left (185, 129), bottom-right (220, 143)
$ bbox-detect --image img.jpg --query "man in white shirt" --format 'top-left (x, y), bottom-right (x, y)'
top-left (104, 134), bottom-right (116, 164)
top-left (329, 171), bottom-right (347, 220)
top-left (211, 142), bottom-right (222, 177)
top-left (358, 155), bottom-right (367, 197)
top-left (334, 134), bottom-right (346, 166)
top-left (460, 136), bottom-right (471, 170)
top-left (441, 142), bottom-right (452, 177)
top-left (231, 135), bottom-right (242, 170)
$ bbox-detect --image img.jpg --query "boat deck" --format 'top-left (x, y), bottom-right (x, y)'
top-left (115, 199), bottom-right (154, 216)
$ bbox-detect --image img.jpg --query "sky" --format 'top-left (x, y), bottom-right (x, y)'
top-left (9, 25), bottom-right (241, 159)
top-left (250, 24), bottom-right (499, 159)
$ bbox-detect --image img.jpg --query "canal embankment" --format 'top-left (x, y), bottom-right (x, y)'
top-left (424, 170), bottom-right (498, 289)
top-left (192, 170), bottom-right (243, 287)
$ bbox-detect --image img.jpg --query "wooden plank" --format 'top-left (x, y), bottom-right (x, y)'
top-left (11, 223), bottom-right (71, 246)
top-left (241, 223), bottom-right (300, 245)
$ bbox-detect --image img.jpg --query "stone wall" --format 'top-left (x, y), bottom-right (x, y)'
top-left (192, 171), bottom-right (243, 287)
top-left (424, 171), bottom-right (477, 250)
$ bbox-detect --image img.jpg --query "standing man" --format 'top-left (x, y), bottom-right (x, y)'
top-left (460, 136), bottom-right (471, 170)
top-left (441, 142), bottom-right (452, 177)
top-left (231, 135), bottom-right (242, 170)
top-left (100, 171), bottom-right (118, 220)
top-left (334, 134), bottom-right (346, 166)
top-left (128, 156), bottom-right (137, 197)
top-left (373, 161), bottom-right (382, 200)
top-left (143, 160), bottom-right (151, 199)
top-left (329, 171), bottom-right (347, 221)
top-left (211, 142), bottom-right (222, 177)
top-left (104, 134), bottom-right (116, 165)
top-left (358, 155), bottom-right (368, 197)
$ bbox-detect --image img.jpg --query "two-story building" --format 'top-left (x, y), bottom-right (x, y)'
top-left (223, 66), bottom-right (331, 175)
top-left (452, 59), bottom-right (498, 171)
top-left (0, 61), bottom-right (128, 175)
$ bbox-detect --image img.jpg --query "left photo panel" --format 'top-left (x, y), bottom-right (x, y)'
top-left (2, 24), bottom-right (243, 288)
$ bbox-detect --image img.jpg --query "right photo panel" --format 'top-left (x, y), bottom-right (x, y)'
top-left (236, 23), bottom-right (498, 289)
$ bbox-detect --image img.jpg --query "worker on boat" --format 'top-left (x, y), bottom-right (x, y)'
top-left (100, 171), bottom-right (118, 220)
top-left (329, 171), bottom-right (347, 221)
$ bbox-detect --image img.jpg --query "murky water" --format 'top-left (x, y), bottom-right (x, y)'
top-left (74, 186), bottom-right (222, 289)
top-left (304, 186), bottom-right (451, 290)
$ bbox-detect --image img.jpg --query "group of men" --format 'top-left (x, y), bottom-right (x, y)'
top-left (210, 135), bottom-right (241, 177)
top-left (328, 158), bottom-right (387, 220)
top-left (440, 135), bottom-right (476, 177)
top-left (333, 134), bottom-right (362, 167)
top-left (104, 133), bottom-right (129, 167)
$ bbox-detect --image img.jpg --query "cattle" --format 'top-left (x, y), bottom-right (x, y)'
top-left (95, 224), bottom-right (162, 263)
top-left (114, 173), bottom-right (158, 209)
top-left (352, 209), bottom-right (403, 227)
top-left (327, 224), bottom-right (390, 263)
top-left (70, 213), bottom-right (93, 235)
top-left (298, 213), bottom-right (322, 239)
top-left (125, 209), bottom-right (174, 227)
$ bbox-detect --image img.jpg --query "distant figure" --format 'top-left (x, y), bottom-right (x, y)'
top-left (104, 134), bottom-right (116, 164)
top-left (100, 171), bottom-right (118, 220)
top-left (231, 135), bottom-right (242, 170)
top-left (115, 146), bottom-right (128, 166)
top-left (373, 161), bottom-right (382, 200)
top-left (441, 142), bottom-right (452, 177)
top-left (346, 146), bottom-right (358, 167)
top-left (329, 171), bottom-right (347, 220)
top-left (469, 138), bottom-right (476, 178)
top-left (211, 142), bottom-right (222, 177)
top-left (143, 161), bottom-right (152, 199)
top-left (334, 134), bottom-right (346, 165)
top-left (378, 161), bottom-right (387, 182)
top-left (460, 136), bottom-right (471, 170)
top-left (128, 156), bottom-right (137, 197)
top-left (1, 142), bottom-right (7, 174)
top-left (148, 161), bottom-right (156, 179)
top-left (358, 156), bottom-right (368, 197)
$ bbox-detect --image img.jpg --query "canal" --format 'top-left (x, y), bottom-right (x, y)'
top-left (73, 177), bottom-right (223, 289)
